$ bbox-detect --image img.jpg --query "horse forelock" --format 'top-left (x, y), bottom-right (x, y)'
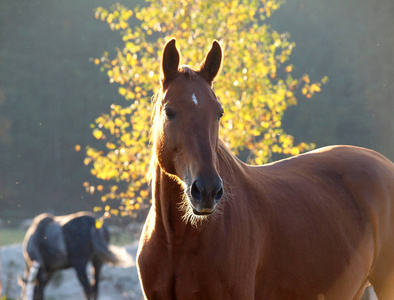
top-left (179, 65), bottom-right (198, 79)
top-left (161, 64), bottom-right (199, 90)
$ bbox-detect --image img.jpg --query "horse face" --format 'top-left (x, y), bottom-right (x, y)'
top-left (154, 39), bottom-right (224, 215)
top-left (19, 274), bottom-right (41, 300)
top-left (18, 274), bottom-right (28, 298)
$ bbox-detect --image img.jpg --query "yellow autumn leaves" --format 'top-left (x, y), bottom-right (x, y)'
top-left (85, 0), bottom-right (326, 217)
top-left (95, 5), bottom-right (132, 31)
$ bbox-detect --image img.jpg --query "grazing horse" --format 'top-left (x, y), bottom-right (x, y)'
top-left (136, 38), bottom-right (394, 300)
top-left (20, 212), bottom-right (132, 300)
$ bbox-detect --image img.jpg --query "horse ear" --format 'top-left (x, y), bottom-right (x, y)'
top-left (161, 38), bottom-right (180, 86)
top-left (199, 40), bottom-right (222, 85)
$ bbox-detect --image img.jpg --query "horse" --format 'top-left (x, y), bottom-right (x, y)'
top-left (20, 211), bottom-right (132, 300)
top-left (136, 38), bottom-right (394, 300)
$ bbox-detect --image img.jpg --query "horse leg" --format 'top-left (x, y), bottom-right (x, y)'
top-left (360, 285), bottom-right (378, 300)
top-left (368, 239), bottom-right (394, 300)
top-left (353, 283), bottom-right (369, 300)
top-left (33, 269), bottom-right (53, 300)
top-left (91, 257), bottom-right (103, 300)
top-left (369, 272), bottom-right (394, 300)
top-left (73, 262), bottom-right (93, 300)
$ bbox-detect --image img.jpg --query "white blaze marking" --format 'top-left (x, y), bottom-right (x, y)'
top-left (192, 93), bottom-right (198, 105)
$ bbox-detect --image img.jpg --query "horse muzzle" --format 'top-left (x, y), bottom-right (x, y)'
top-left (189, 175), bottom-right (223, 215)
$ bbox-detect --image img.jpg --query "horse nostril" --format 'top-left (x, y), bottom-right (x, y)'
top-left (191, 180), bottom-right (202, 202)
top-left (215, 186), bottom-right (224, 202)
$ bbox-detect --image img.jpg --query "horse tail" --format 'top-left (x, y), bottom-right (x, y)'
top-left (90, 225), bottom-right (134, 268)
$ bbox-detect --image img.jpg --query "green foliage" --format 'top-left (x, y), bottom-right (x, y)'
top-left (86, 0), bottom-right (325, 217)
top-left (0, 228), bottom-right (25, 246)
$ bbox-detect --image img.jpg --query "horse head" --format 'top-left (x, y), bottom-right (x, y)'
top-left (152, 38), bottom-right (224, 216)
top-left (18, 273), bottom-right (28, 298)
top-left (19, 261), bottom-right (41, 300)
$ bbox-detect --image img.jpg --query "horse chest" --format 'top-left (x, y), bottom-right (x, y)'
top-left (142, 254), bottom-right (228, 299)
top-left (140, 243), bottom-right (209, 295)
top-left (139, 232), bottom-right (255, 299)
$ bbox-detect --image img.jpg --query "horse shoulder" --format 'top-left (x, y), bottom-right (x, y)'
top-left (243, 146), bottom-right (388, 297)
top-left (137, 211), bottom-right (174, 298)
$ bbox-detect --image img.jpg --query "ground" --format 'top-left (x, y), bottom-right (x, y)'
top-left (0, 242), bottom-right (143, 300)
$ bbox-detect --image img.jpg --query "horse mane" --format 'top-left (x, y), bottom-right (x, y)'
top-left (217, 139), bottom-right (248, 179)
top-left (147, 89), bottom-right (162, 182)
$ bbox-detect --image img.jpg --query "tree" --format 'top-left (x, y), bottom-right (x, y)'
top-left (0, 0), bottom-right (126, 219)
top-left (86, 0), bottom-right (326, 218)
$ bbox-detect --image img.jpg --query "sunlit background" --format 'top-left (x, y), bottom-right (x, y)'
top-left (1, 0), bottom-right (393, 226)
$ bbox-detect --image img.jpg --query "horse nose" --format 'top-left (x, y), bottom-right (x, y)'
top-left (191, 176), bottom-right (223, 207)
top-left (191, 180), bottom-right (203, 202)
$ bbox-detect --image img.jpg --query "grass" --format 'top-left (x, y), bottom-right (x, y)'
top-left (110, 231), bottom-right (138, 246)
top-left (0, 228), bottom-right (26, 246)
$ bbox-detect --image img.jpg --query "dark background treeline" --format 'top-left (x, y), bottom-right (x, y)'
top-left (0, 0), bottom-right (393, 225)
top-left (272, 0), bottom-right (394, 157)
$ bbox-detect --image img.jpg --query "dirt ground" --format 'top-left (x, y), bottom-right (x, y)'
top-left (0, 242), bottom-right (143, 300)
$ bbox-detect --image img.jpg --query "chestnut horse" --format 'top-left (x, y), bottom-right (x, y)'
top-left (136, 39), bottom-right (394, 299)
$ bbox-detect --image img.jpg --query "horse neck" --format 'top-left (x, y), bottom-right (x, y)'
top-left (151, 166), bottom-right (193, 241)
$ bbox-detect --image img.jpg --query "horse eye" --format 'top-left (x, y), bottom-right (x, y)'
top-left (164, 108), bottom-right (176, 120)
top-left (218, 111), bottom-right (224, 121)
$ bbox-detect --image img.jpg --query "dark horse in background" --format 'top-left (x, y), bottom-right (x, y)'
top-left (136, 38), bottom-right (394, 299)
top-left (20, 212), bottom-right (132, 300)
